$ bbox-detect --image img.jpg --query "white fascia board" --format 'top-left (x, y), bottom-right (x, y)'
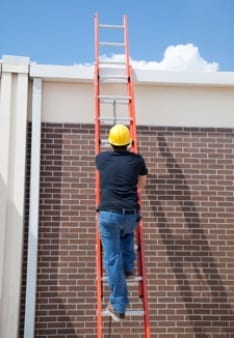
top-left (134, 69), bottom-right (234, 87)
top-left (29, 63), bottom-right (94, 82)
top-left (29, 62), bottom-right (234, 87)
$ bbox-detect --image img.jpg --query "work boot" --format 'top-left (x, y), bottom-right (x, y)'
top-left (124, 269), bottom-right (136, 279)
top-left (106, 303), bottom-right (125, 322)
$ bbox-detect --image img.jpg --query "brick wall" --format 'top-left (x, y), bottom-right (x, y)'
top-left (21, 123), bottom-right (234, 338)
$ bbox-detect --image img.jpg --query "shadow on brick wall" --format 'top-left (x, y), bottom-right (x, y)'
top-left (146, 135), bottom-right (234, 337)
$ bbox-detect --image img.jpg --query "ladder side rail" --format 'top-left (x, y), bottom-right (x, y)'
top-left (94, 12), bottom-right (100, 70)
top-left (128, 65), bottom-right (137, 152)
top-left (127, 61), bottom-right (152, 337)
top-left (124, 14), bottom-right (143, 281)
top-left (127, 64), bottom-right (147, 312)
top-left (126, 62), bottom-right (144, 297)
top-left (95, 225), bottom-right (103, 338)
top-left (123, 15), bottom-right (130, 72)
top-left (130, 111), bottom-right (152, 337)
top-left (94, 12), bottom-right (101, 157)
top-left (94, 12), bottom-right (103, 338)
top-left (123, 13), bottom-right (134, 140)
top-left (94, 19), bottom-right (100, 166)
top-left (137, 221), bottom-right (151, 338)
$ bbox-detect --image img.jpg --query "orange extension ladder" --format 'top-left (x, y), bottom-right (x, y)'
top-left (94, 13), bottom-right (151, 338)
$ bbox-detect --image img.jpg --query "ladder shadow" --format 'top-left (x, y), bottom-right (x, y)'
top-left (146, 135), bottom-right (234, 337)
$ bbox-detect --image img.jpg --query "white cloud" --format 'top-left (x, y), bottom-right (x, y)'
top-left (74, 44), bottom-right (219, 72)
top-left (130, 44), bottom-right (219, 72)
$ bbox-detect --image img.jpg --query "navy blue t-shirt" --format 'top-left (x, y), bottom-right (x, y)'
top-left (95, 151), bottom-right (148, 210)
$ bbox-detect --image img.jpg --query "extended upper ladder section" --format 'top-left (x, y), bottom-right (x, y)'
top-left (94, 12), bottom-right (137, 148)
top-left (94, 13), bottom-right (151, 338)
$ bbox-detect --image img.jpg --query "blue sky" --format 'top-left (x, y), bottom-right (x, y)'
top-left (1, 0), bottom-right (234, 71)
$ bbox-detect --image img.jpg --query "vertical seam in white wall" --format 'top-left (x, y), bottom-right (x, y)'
top-left (24, 78), bottom-right (42, 338)
top-left (0, 72), bottom-right (12, 309)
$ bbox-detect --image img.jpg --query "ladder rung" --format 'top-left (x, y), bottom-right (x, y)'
top-left (100, 42), bottom-right (125, 47)
top-left (99, 60), bottom-right (126, 65)
top-left (100, 75), bottom-right (127, 79)
top-left (100, 139), bottom-right (110, 146)
top-left (101, 275), bottom-right (143, 282)
top-left (99, 75), bottom-right (128, 83)
top-left (100, 79), bottom-right (128, 84)
top-left (126, 310), bottom-right (145, 316)
top-left (99, 24), bottom-right (123, 29)
top-left (102, 309), bottom-right (145, 317)
top-left (99, 95), bottom-right (131, 102)
top-left (99, 116), bottom-right (132, 122)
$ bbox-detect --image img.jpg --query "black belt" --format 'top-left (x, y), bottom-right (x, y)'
top-left (99, 208), bottom-right (138, 214)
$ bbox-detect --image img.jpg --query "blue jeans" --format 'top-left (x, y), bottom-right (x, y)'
top-left (98, 210), bottom-right (140, 314)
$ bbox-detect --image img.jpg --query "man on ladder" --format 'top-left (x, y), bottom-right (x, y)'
top-left (95, 124), bottom-right (148, 322)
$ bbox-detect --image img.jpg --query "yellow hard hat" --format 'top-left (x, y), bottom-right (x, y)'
top-left (108, 124), bottom-right (131, 146)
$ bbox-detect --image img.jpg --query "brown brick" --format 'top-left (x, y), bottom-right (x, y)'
top-left (20, 124), bottom-right (234, 338)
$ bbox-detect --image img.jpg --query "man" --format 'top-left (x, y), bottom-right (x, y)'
top-left (95, 124), bottom-right (148, 322)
